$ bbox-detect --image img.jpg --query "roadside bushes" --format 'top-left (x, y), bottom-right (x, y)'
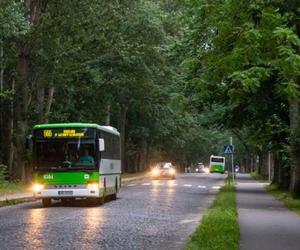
top-left (0, 165), bottom-right (8, 185)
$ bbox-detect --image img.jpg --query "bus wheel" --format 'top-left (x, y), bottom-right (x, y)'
top-left (99, 196), bottom-right (105, 205)
top-left (42, 198), bottom-right (51, 207)
top-left (110, 193), bottom-right (117, 200)
top-left (113, 183), bottom-right (118, 200)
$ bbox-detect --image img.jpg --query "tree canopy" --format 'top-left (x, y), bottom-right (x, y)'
top-left (1, 0), bottom-right (300, 197)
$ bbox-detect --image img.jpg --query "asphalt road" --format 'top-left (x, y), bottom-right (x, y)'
top-left (0, 173), bottom-right (225, 250)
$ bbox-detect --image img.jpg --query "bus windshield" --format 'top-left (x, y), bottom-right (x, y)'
top-left (35, 139), bottom-right (96, 170)
top-left (211, 157), bottom-right (224, 163)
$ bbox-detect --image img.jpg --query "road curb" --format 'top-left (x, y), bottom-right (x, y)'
top-left (0, 197), bottom-right (36, 207)
top-left (121, 174), bottom-right (148, 185)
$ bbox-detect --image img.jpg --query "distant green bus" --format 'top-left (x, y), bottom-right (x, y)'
top-left (209, 155), bottom-right (225, 174)
top-left (31, 123), bottom-right (121, 207)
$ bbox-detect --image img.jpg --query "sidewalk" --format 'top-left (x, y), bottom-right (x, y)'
top-left (0, 172), bottom-right (148, 203)
top-left (237, 174), bottom-right (300, 250)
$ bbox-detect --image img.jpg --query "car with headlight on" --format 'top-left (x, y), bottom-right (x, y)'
top-left (151, 162), bottom-right (176, 179)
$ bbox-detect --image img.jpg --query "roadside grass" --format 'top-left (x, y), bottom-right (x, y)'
top-left (185, 184), bottom-right (239, 250)
top-left (266, 184), bottom-right (300, 216)
top-left (0, 182), bottom-right (29, 196)
top-left (250, 171), bottom-right (268, 181)
top-left (0, 197), bottom-right (35, 207)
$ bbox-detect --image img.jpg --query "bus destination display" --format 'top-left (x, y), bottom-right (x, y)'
top-left (34, 128), bottom-right (95, 139)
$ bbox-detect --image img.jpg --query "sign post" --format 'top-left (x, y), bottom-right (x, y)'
top-left (224, 138), bottom-right (234, 183)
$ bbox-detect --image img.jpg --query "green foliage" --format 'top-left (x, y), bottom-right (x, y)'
top-left (2, 0), bottom-right (298, 180)
top-left (1, 0), bottom-right (226, 175)
top-left (179, 0), bottom-right (300, 177)
top-left (0, 0), bottom-right (29, 39)
top-left (0, 165), bottom-right (7, 185)
top-left (267, 184), bottom-right (300, 215)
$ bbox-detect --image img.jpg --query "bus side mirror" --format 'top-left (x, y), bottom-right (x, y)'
top-left (99, 139), bottom-right (105, 152)
top-left (26, 135), bottom-right (33, 150)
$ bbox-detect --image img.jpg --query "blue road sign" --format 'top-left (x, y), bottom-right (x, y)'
top-left (224, 144), bottom-right (234, 154)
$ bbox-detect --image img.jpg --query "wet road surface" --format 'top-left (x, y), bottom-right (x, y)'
top-left (0, 173), bottom-right (225, 250)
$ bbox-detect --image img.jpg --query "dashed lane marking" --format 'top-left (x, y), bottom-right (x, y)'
top-left (127, 183), bottom-right (137, 187)
top-left (126, 183), bottom-right (221, 191)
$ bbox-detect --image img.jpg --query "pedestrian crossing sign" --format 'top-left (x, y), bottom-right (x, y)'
top-left (224, 144), bottom-right (234, 154)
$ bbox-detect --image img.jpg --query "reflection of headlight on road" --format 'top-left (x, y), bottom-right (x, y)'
top-left (33, 183), bottom-right (44, 192)
top-left (151, 169), bottom-right (159, 176)
top-left (87, 183), bottom-right (99, 190)
top-left (169, 168), bottom-right (176, 175)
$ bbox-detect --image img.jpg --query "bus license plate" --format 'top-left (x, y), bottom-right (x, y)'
top-left (58, 191), bottom-right (73, 196)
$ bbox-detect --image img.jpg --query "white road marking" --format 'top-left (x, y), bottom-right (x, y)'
top-left (179, 219), bottom-right (198, 224)
top-left (142, 183), bottom-right (150, 186)
top-left (127, 183), bottom-right (137, 187)
top-left (212, 186), bottom-right (221, 190)
top-left (168, 183), bottom-right (178, 186)
top-left (198, 185), bottom-right (206, 189)
top-left (183, 184), bottom-right (192, 187)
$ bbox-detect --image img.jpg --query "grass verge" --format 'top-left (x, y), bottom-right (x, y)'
top-left (250, 171), bottom-right (268, 181)
top-left (185, 184), bottom-right (239, 250)
top-left (266, 184), bottom-right (300, 215)
top-left (0, 197), bottom-right (35, 207)
top-left (0, 182), bottom-right (29, 196)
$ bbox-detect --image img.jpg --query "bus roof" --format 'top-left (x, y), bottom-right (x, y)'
top-left (210, 155), bottom-right (225, 159)
top-left (33, 123), bottom-right (120, 135)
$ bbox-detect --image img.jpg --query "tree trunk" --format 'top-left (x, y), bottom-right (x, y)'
top-left (118, 104), bottom-right (128, 173)
top-left (250, 153), bottom-right (254, 173)
top-left (244, 152), bottom-right (251, 173)
top-left (0, 40), bottom-right (3, 93)
top-left (7, 78), bottom-right (15, 178)
top-left (134, 150), bottom-right (139, 173)
top-left (13, 0), bottom-right (48, 181)
top-left (289, 98), bottom-right (300, 197)
top-left (15, 45), bottom-right (30, 181)
top-left (138, 139), bottom-right (147, 172)
top-left (257, 151), bottom-right (263, 176)
top-left (0, 40), bottom-right (4, 163)
top-left (36, 79), bottom-right (45, 122)
top-left (105, 104), bottom-right (111, 125)
top-left (273, 152), bottom-right (280, 185)
top-left (289, 19), bottom-right (300, 197)
top-left (44, 86), bottom-right (54, 123)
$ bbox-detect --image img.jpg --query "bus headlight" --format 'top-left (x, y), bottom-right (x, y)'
top-left (151, 168), bottom-right (159, 176)
top-left (32, 183), bottom-right (44, 192)
top-left (87, 183), bottom-right (99, 190)
top-left (204, 168), bottom-right (210, 174)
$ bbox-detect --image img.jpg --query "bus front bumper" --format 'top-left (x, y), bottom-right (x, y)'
top-left (33, 188), bottom-right (100, 198)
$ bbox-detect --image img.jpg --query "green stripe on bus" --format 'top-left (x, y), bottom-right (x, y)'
top-left (210, 165), bottom-right (224, 172)
top-left (34, 171), bottom-right (99, 185)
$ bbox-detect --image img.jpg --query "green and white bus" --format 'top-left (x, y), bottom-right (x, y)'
top-left (31, 123), bottom-right (121, 207)
top-left (209, 155), bottom-right (225, 174)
